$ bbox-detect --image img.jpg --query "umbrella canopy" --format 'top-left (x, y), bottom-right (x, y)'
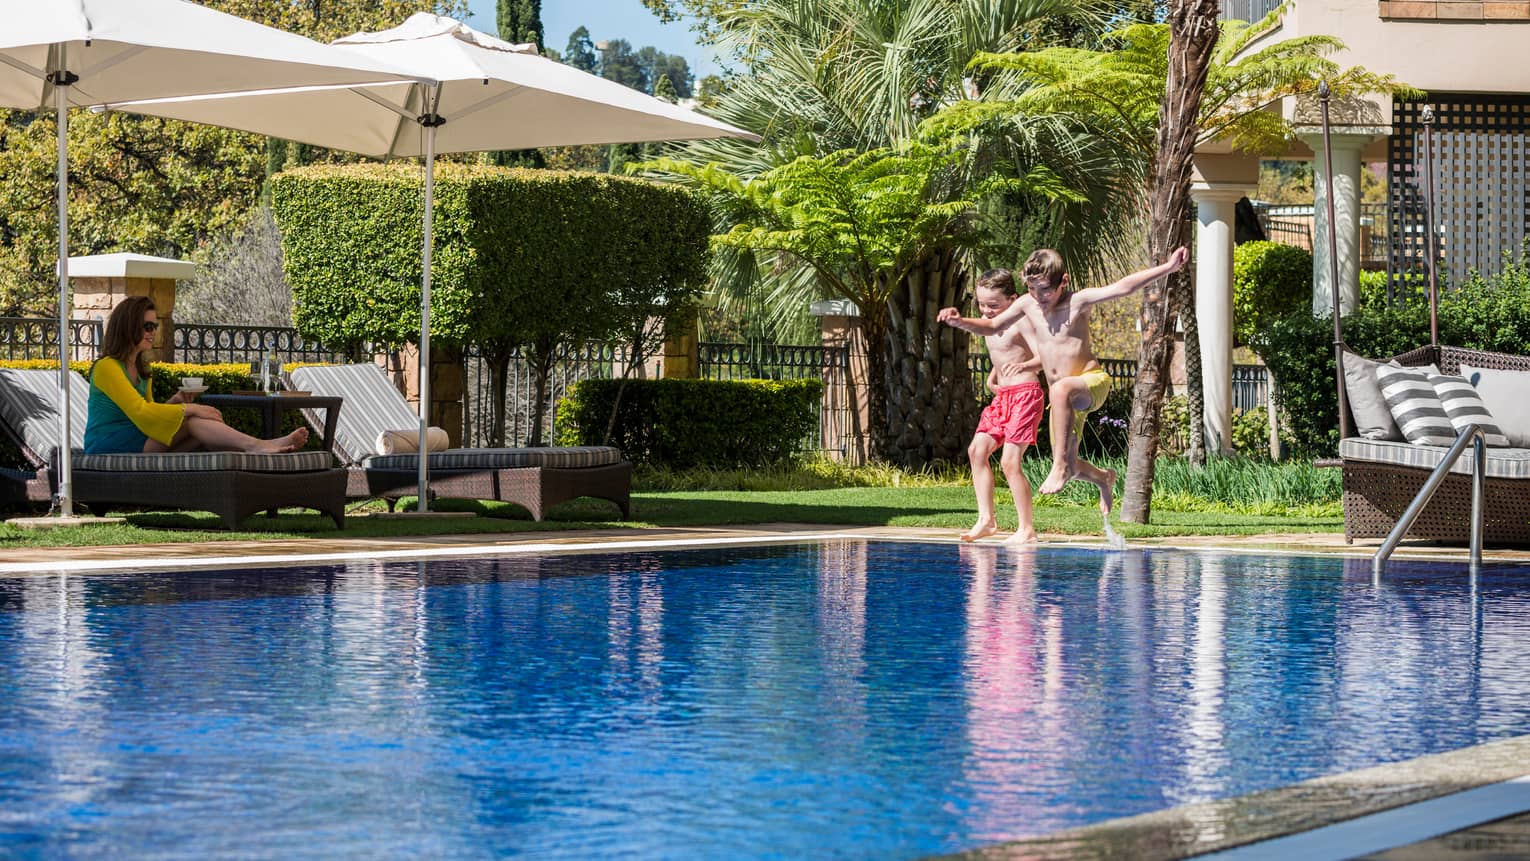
top-left (0, 0), bottom-right (422, 518)
top-left (100, 13), bottom-right (752, 156)
top-left (103, 13), bottom-right (757, 512)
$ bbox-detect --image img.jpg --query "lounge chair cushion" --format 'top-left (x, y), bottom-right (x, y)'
top-left (1339, 438), bottom-right (1530, 480)
top-left (1460, 364), bottom-right (1530, 448)
top-left (364, 445), bottom-right (623, 471)
top-left (73, 450), bottom-right (336, 473)
top-left (1376, 363), bottom-right (1455, 446)
top-left (1342, 351), bottom-right (1402, 441)
top-left (1428, 371), bottom-right (1509, 447)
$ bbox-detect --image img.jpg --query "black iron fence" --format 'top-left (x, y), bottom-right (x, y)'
top-left (969, 352), bottom-right (1269, 412)
top-left (461, 342), bottom-right (633, 450)
top-left (0, 317), bottom-right (102, 361)
top-left (172, 323), bottom-right (349, 365)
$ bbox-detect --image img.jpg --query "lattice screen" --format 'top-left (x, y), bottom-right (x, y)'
top-left (1387, 95), bottom-right (1530, 296)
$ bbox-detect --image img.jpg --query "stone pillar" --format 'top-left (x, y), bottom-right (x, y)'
top-left (811, 299), bottom-right (869, 465)
top-left (1298, 132), bottom-right (1369, 317)
top-left (384, 344), bottom-right (464, 445)
top-left (661, 315), bottom-right (700, 379)
top-left (69, 253), bottom-right (196, 363)
top-left (1190, 184), bottom-right (1247, 456)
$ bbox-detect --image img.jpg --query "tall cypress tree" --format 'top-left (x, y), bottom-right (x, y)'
top-left (492, 0), bottom-right (546, 166)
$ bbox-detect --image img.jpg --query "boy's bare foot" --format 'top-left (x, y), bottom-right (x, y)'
top-left (960, 519), bottom-right (999, 541)
top-left (1005, 529), bottom-right (1038, 545)
top-left (1038, 463), bottom-right (1072, 494)
top-left (1098, 468), bottom-right (1117, 516)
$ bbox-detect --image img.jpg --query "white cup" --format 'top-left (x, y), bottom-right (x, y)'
top-left (181, 377), bottom-right (202, 389)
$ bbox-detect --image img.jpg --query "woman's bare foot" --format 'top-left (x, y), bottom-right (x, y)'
top-left (1005, 529), bottom-right (1038, 545)
top-left (960, 518), bottom-right (999, 541)
top-left (1096, 468), bottom-right (1118, 516)
top-left (252, 427), bottom-right (309, 453)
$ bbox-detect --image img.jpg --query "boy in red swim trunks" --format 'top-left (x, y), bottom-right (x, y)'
top-left (957, 269), bottom-right (1045, 543)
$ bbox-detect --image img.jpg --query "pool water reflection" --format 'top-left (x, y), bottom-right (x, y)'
top-left (1, 543), bottom-right (1528, 859)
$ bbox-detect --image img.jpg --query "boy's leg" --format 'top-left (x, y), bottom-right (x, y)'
top-left (998, 442), bottom-right (1037, 544)
top-left (1072, 457), bottom-right (1118, 516)
top-left (1039, 375), bottom-right (1094, 493)
top-left (962, 432), bottom-right (1002, 541)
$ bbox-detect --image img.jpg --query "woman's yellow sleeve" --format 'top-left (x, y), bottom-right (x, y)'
top-left (91, 360), bottom-right (184, 446)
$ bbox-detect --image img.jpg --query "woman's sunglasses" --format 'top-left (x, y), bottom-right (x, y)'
top-left (142, 321), bottom-right (159, 333)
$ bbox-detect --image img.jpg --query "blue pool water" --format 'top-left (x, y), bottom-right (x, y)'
top-left (3, 542), bottom-right (1530, 858)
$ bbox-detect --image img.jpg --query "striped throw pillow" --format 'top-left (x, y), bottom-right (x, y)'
top-left (1429, 372), bottom-right (1510, 446)
top-left (1376, 364), bottom-right (1456, 446)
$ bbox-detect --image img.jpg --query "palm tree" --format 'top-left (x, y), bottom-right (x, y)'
top-left (639, 0), bottom-right (1144, 466)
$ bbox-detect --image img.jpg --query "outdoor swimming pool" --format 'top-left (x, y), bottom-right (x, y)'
top-left (2, 541), bottom-right (1529, 858)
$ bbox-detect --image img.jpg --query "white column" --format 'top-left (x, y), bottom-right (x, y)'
top-left (1191, 183), bottom-right (1247, 457)
top-left (1300, 132), bottom-right (1370, 317)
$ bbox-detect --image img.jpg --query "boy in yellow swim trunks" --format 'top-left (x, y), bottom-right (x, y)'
top-left (939, 246), bottom-right (1188, 516)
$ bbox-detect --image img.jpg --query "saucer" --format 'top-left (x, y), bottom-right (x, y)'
top-left (179, 385), bottom-right (208, 395)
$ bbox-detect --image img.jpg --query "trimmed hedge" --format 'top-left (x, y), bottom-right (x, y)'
top-left (269, 163), bottom-right (711, 355)
top-left (1233, 241), bottom-right (1311, 348)
top-left (556, 378), bottom-right (824, 469)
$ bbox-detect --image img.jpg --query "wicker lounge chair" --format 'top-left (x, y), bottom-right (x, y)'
top-left (1337, 344), bottom-right (1530, 545)
top-left (288, 364), bottom-right (631, 520)
top-left (0, 368), bottom-right (347, 529)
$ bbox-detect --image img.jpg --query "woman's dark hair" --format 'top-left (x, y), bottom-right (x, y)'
top-left (98, 296), bottom-right (157, 378)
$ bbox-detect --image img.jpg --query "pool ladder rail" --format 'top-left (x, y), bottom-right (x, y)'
top-left (1373, 424), bottom-right (1486, 579)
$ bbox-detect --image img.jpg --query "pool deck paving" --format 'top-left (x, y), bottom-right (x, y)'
top-left (4, 523), bottom-right (1528, 859)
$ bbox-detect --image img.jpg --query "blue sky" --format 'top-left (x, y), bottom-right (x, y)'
top-left (460, 0), bottom-right (722, 77)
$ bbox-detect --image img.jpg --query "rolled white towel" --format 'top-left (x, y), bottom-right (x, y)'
top-left (375, 427), bottom-right (450, 455)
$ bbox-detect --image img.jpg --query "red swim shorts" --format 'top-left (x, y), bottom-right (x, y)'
top-left (975, 382), bottom-right (1045, 446)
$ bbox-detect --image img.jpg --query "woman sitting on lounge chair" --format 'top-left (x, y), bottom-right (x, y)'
top-left (83, 297), bottom-right (308, 455)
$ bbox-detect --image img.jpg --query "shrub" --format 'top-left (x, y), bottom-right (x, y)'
top-left (556, 377), bottom-right (824, 469)
top-left (1233, 241), bottom-right (1311, 348)
top-left (1231, 406), bottom-right (1272, 458)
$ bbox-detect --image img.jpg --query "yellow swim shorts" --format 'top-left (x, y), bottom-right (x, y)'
top-left (1069, 367), bottom-right (1113, 436)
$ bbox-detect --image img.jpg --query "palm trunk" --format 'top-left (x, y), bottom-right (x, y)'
top-left (879, 248), bottom-right (977, 468)
top-left (1121, 0), bottom-right (1220, 523)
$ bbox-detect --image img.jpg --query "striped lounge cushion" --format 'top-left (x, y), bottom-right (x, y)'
top-left (1428, 372), bottom-right (1510, 447)
top-left (1340, 438), bottom-right (1530, 480)
top-left (73, 450), bottom-right (335, 473)
top-left (1375, 364), bottom-right (1455, 446)
top-left (365, 445), bottom-right (623, 471)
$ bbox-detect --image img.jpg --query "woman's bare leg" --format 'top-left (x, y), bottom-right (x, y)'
top-left (145, 418), bottom-right (308, 453)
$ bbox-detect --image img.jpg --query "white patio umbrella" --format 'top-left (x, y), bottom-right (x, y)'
top-left (0, 0), bottom-right (422, 518)
top-left (103, 13), bottom-right (757, 512)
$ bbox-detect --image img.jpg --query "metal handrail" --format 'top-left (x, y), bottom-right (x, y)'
top-left (1373, 424), bottom-right (1486, 579)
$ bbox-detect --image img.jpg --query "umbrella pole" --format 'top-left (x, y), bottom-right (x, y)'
top-left (1320, 81), bottom-right (1351, 441)
top-left (52, 57), bottom-right (77, 518)
top-left (417, 105), bottom-right (443, 513)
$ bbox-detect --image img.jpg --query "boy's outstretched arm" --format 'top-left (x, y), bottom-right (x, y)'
top-left (1070, 246), bottom-right (1190, 310)
top-left (937, 299), bottom-right (1026, 335)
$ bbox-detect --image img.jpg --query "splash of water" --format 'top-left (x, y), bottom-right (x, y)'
top-left (1102, 514), bottom-right (1127, 550)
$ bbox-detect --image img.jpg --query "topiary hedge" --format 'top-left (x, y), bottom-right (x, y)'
top-left (556, 377), bottom-right (824, 469)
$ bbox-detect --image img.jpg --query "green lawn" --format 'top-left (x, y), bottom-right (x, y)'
top-left (0, 482), bottom-right (1342, 549)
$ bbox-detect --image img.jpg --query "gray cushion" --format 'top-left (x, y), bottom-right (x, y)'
top-left (289, 363), bottom-right (431, 465)
top-left (1376, 363), bottom-right (1455, 445)
top-left (1340, 438), bottom-right (1530, 480)
top-left (1460, 364), bottom-right (1530, 448)
top-left (1342, 351), bottom-right (1401, 441)
top-left (1429, 372), bottom-right (1509, 447)
top-left (73, 450), bottom-right (336, 473)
